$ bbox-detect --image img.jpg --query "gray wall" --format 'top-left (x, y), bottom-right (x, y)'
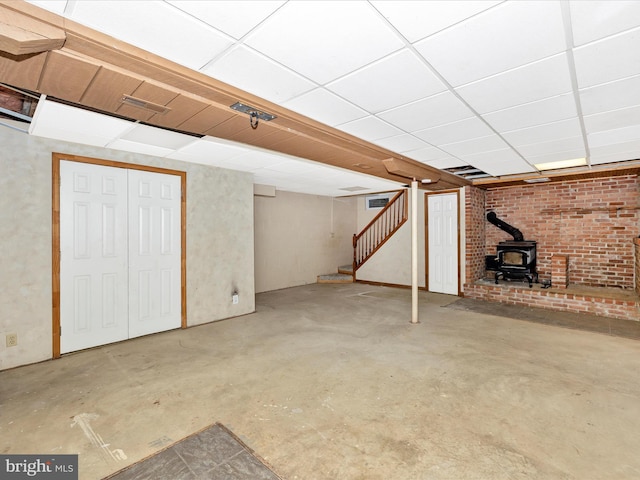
top-left (254, 191), bottom-right (356, 293)
top-left (0, 127), bottom-right (255, 370)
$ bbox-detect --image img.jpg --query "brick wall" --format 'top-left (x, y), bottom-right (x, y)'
top-left (635, 237), bottom-right (640, 295)
top-left (465, 186), bottom-right (486, 285)
top-left (484, 175), bottom-right (640, 289)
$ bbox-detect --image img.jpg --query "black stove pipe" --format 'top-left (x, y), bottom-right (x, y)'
top-left (486, 211), bottom-right (524, 242)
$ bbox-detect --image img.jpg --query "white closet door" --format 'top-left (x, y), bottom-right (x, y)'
top-left (60, 161), bottom-right (129, 353)
top-left (428, 193), bottom-right (459, 295)
top-left (128, 169), bottom-right (182, 338)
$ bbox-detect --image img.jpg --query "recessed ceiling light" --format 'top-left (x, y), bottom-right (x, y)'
top-left (534, 158), bottom-right (586, 171)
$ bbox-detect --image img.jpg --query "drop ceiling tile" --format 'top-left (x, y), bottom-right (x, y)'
top-left (459, 149), bottom-right (535, 176)
top-left (422, 156), bottom-right (469, 170)
top-left (374, 134), bottom-right (429, 153)
top-left (326, 50), bottom-right (445, 113)
top-left (70, 0), bottom-right (234, 70)
top-left (579, 74), bottom-right (640, 115)
top-left (378, 91), bottom-right (474, 132)
top-left (336, 116), bottom-right (403, 141)
top-left (25, 0), bottom-right (67, 15)
top-left (29, 100), bottom-right (133, 146)
top-left (120, 124), bottom-right (197, 150)
top-left (245, 1), bottom-right (404, 84)
top-left (590, 141), bottom-right (640, 164)
top-left (574, 27), bottom-right (640, 88)
top-left (483, 93), bottom-right (578, 132)
top-left (226, 152), bottom-right (291, 172)
top-left (588, 124), bottom-right (640, 148)
top-left (502, 118), bottom-right (583, 147)
top-left (403, 146), bottom-right (458, 164)
top-left (414, 1), bottom-right (566, 86)
top-left (440, 135), bottom-right (511, 157)
top-left (107, 139), bottom-right (175, 158)
top-left (524, 149), bottom-right (587, 166)
top-left (570, 0), bottom-right (640, 46)
top-left (413, 117), bottom-right (494, 146)
top-left (456, 54), bottom-right (573, 114)
top-left (167, 0), bottom-right (285, 39)
top-left (168, 137), bottom-right (248, 163)
top-left (283, 89), bottom-right (367, 126)
top-left (371, 0), bottom-right (500, 43)
top-left (583, 105), bottom-right (640, 134)
top-left (516, 136), bottom-right (585, 158)
top-left (202, 45), bottom-right (316, 104)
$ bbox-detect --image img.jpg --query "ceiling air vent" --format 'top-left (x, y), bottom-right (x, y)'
top-left (120, 95), bottom-right (171, 115)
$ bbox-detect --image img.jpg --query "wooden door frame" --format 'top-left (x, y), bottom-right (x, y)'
top-left (52, 153), bottom-right (187, 359)
top-left (424, 189), bottom-right (461, 296)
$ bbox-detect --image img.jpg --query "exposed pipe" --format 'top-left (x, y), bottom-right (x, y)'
top-left (411, 180), bottom-right (419, 324)
top-left (486, 211), bottom-right (524, 241)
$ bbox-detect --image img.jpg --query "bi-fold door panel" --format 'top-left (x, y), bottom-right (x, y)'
top-left (60, 161), bottom-right (182, 353)
top-left (427, 193), bottom-right (459, 295)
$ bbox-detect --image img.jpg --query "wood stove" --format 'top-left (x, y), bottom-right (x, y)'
top-left (486, 212), bottom-right (538, 287)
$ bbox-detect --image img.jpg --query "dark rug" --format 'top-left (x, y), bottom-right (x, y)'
top-left (446, 297), bottom-right (640, 341)
top-left (104, 423), bottom-right (282, 480)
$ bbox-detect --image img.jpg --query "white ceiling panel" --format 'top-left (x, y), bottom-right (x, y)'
top-left (516, 136), bottom-right (585, 158)
top-left (106, 139), bottom-right (175, 158)
top-left (459, 149), bottom-right (535, 176)
top-left (336, 116), bottom-right (404, 142)
top-left (579, 74), bottom-right (640, 115)
top-left (583, 105), bottom-right (640, 134)
top-left (120, 124), bottom-right (197, 150)
top-left (283, 89), bottom-right (367, 126)
top-left (574, 27), bottom-right (640, 88)
top-left (70, 1), bottom-right (234, 71)
top-left (570, 0), bottom-right (640, 46)
top-left (483, 94), bottom-right (578, 133)
top-left (414, 1), bottom-right (566, 87)
top-left (371, 0), bottom-right (500, 43)
top-left (202, 46), bottom-right (315, 104)
top-left (590, 141), bottom-right (640, 164)
top-left (456, 54), bottom-right (573, 114)
top-left (167, 137), bottom-right (248, 164)
top-left (404, 146), bottom-right (460, 164)
top-left (167, 1), bottom-right (285, 40)
top-left (502, 118), bottom-right (583, 147)
top-left (245, 1), bottom-right (404, 84)
top-left (29, 100), bottom-right (133, 146)
top-left (588, 124), bottom-right (640, 148)
top-left (414, 117), bottom-right (494, 146)
top-left (441, 134), bottom-right (510, 157)
top-left (378, 91), bottom-right (474, 132)
top-left (326, 50), bottom-right (445, 113)
top-left (374, 134), bottom-right (429, 153)
top-left (421, 156), bottom-right (470, 170)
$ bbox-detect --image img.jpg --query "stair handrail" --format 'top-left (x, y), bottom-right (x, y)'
top-left (352, 189), bottom-right (408, 274)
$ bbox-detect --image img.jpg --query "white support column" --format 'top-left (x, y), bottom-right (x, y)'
top-left (411, 180), bottom-right (419, 324)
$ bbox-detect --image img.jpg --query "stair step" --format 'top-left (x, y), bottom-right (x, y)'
top-left (337, 264), bottom-right (353, 274)
top-left (317, 273), bottom-right (354, 284)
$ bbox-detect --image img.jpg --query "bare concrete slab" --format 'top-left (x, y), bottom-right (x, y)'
top-left (2, 283), bottom-right (640, 479)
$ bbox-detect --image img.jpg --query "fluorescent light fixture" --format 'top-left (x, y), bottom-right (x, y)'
top-left (534, 157), bottom-right (587, 171)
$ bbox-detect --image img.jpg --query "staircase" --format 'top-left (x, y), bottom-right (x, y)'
top-left (317, 265), bottom-right (354, 284)
top-left (318, 189), bottom-right (407, 284)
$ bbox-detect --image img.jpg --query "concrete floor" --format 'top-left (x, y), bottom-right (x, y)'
top-left (2, 282), bottom-right (640, 479)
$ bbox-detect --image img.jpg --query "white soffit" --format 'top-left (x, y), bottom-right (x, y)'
top-left (29, 100), bottom-right (133, 146)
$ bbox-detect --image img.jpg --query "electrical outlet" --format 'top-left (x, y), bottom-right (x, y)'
top-left (6, 333), bottom-right (17, 347)
top-left (232, 293), bottom-right (239, 305)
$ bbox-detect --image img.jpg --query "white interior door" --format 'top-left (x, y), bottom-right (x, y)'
top-left (60, 161), bottom-right (182, 353)
top-left (128, 169), bottom-right (182, 338)
top-left (60, 161), bottom-right (129, 353)
top-left (427, 193), bottom-right (459, 295)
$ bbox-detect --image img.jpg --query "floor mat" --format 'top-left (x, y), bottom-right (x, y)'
top-left (447, 297), bottom-right (640, 341)
top-left (104, 423), bottom-right (282, 480)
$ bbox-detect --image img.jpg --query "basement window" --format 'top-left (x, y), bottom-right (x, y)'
top-left (365, 193), bottom-right (391, 210)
